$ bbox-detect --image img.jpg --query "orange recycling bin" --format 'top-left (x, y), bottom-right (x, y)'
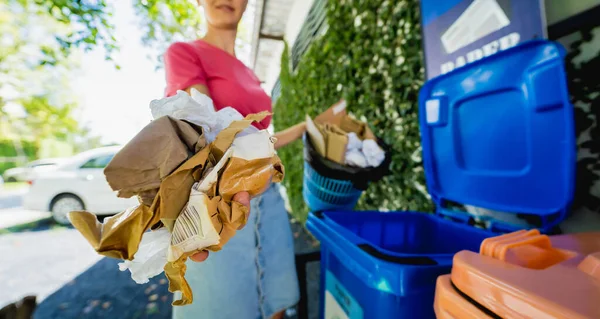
top-left (434, 229), bottom-right (600, 319)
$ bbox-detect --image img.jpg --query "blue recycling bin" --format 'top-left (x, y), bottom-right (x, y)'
top-left (308, 210), bottom-right (494, 318)
top-left (302, 128), bottom-right (392, 212)
top-left (306, 40), bottom-right (576, 319)
top-left (303, 161), bottom-right (363, 212)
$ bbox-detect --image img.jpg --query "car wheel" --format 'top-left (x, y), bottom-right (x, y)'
top-left (6, 177), bottom-right (17, 183)
top-left (50, 195), bottom-right (84, 225)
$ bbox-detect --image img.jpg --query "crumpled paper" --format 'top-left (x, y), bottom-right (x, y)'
top-left (345, 149), bottom-right (368, 167)
top-left (346, 132), bottom-right (362, 151)
top-left (150, 89), bottom-right (258, 143)
top-left (69, 111), bottom-right (283, 306)
top-left (362, 139), bottom-right (385, 167)
top-left (103, 116), bottom-right (206, 205)
top-left (118, 228), bottom-right (170, 284)
top-left (343, 133), bottom-right (385, 168)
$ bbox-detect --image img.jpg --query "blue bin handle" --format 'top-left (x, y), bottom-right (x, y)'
top-left (356, 244), bottom-right (437, 265)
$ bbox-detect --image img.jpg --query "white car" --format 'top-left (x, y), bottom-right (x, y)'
top-left (23, 146), bottom-right (139, 225)
top-left (3, 158), bottom-right (65, 183)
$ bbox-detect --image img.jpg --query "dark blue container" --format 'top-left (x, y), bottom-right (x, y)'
top-left (308, 211), bottom-right (493, 318)
top-left (307, 40), bottom-right (577, 319)
top-left (302, 161), bottom-right (363, 212)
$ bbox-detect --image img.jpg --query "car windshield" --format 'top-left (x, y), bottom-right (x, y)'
top-left (56, 147), bottom-right (121, 170)
top-left (80, 154), bottom-right (115, 169)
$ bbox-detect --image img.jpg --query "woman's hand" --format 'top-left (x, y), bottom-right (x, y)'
top-left (189, 192), bottom-right (251, 262)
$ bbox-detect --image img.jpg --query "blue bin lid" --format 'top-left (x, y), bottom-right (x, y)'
top-left (418, 40), bottom-right (575, 231)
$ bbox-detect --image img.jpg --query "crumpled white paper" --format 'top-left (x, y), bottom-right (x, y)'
top-left (118, 228), bottom-right (171, 284)
top-left (345, 149), bottom-right (368, 167)
top-left (346, 132), bottom-right (363, 151)
top-left (344, 137), bottom-right (385, 168)
top-left (362, 139), bottom-right (385, 167)
top-left (149, 89), bottom-right (258, 143)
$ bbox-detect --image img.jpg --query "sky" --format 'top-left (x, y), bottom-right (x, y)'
top-left (73, 1), bottom-right (162, 145)
top-left (73, 0), bottom-right (255, 145)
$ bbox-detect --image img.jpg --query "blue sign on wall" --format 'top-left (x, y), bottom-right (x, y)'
top-left (420, 0), bottom-right (547, 79)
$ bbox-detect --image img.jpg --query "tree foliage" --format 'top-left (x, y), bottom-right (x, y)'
top-left (274, 0), bottom-right (433, 222)
top-left (0, 1), bottom-right (98, 162)
top-left (0, 0), bottom-right (210, 164)
top-left (5, 0), bottom-right (206, 65)
top-left (6, 0), bottom-right (116, 65)
top-left (133, 0), bottom-right (203, 55)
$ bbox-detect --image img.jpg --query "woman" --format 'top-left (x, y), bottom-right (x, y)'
top-left (163, 1), bottom-right (325, 318)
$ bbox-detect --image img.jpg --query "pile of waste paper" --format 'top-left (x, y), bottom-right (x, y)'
top-left (305, 100), bottom-right (385, 169)
top-left (69, 89), bottom-right (284, 306)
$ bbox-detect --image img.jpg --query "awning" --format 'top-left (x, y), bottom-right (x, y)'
top-left (250, 0), bottom-right (293, 93)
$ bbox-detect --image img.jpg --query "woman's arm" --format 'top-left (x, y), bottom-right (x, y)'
top-left (272, 100), bottom-right (344, 150)
top-left (273, 122), bottom-right (306, 150)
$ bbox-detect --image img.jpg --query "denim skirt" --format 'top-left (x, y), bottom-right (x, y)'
top-left (172, 183), bottom-right (300, 319)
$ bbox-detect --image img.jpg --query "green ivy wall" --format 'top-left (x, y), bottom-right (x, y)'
top-left (274, 0), bottom-right (433, 221)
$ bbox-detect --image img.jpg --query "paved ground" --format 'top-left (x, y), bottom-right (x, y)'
top-left (0, 217), bottom-right (320, 319)
top-left (0, 187), bottom-right (27, 209)
top-left (36, 258), bottom-right (173, 319)
top-left (0, 188), bottom-right (322, 319)
top-left (0, 187), bottom-right (50, 230)
top-left (0, 207), bottom-right (51, 230)
top-left (4, 182), bottom-right (596, 319)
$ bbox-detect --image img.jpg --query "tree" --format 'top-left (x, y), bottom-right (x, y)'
top-left (1, 0), bottom-right (252, 162)
top-left (1, 1), bottom-right (99, 160)
top-left (7, 0), bottom-right (117, 65)
top-left (133, 0), bottom-right (204, 55)
top-left (5, 0), bottom-right (205, 65)
top-left (7, 0), bottom-right (253, 64)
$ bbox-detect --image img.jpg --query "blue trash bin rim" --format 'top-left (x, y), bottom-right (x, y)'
top-left (306, 212), bottom-right (461, 297)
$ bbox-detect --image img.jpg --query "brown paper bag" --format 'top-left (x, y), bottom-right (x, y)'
top-left (104, 116), bottom-right (206, 202)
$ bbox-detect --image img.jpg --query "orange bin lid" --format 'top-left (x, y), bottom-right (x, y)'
top-left (435, 230), bottom-right (600, 319)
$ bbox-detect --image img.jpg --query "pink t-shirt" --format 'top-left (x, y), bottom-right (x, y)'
top-left (164, 40), bottom-right (272, 129)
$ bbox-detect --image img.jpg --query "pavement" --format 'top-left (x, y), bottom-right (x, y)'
top-left (0, 187), bottom-right (51, 230)
top-left (0, 188), bottom-right (174, 318)
top-left (0, 187), bottom-right (27, 209)
top-left (0, 187), bottom-right (322, 319)
top-left (0, 207), bottom-right (51, 230)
